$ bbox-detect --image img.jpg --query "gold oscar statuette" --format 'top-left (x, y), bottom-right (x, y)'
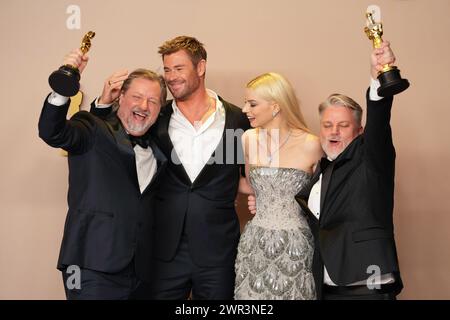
top-left (48, 31), bottom-right (96, 97)
top-left (364, 11), bottom-right (409, 96)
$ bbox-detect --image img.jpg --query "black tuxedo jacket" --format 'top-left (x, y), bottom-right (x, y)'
top-left (38, 96), bottom-right (167, 282)
top-left (91, 97), bottom-right (250, 267)
top-left (296, 90), bottom-right (402, 297)
top-left (151, 98), bottom-right (250, 267)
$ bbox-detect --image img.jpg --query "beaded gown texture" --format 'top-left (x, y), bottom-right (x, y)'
top-left (234, 166), bottom-right (316, 300)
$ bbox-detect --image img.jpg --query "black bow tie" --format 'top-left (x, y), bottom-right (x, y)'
top-left (319, 157), bottom-right (332, 172)
top-left (128, 135), bottom-right (148, 149)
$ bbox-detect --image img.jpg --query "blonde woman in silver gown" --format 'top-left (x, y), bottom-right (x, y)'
top-left (235, 73), bottom-right (323, 300)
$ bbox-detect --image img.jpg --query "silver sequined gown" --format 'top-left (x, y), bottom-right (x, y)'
top-left (234, 166), bottom-right (316, 300)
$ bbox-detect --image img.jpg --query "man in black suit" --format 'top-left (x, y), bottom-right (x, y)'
top-left (295, 40), bottom-right (403, 300)
top-left (39, 49), bottom-right (167, 299)
top-left (92, 36), bottom-right (250, 299)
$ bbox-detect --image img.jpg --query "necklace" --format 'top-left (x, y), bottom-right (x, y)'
top-left (257, 128), bottom-right (292, 165)
top-left (194, 97), bottom-right (214, 129)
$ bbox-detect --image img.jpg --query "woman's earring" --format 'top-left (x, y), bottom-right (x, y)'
top-left (272, 110), bottom-right (279, 118)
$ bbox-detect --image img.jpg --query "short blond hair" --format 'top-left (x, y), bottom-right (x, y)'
top-left (319, 94), bottom-right (363, 126)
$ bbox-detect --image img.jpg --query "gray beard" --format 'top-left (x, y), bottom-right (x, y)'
top-left (322, 141), bottom-right (349, 161)
top-left (126, 119), bottom-right (151, 136)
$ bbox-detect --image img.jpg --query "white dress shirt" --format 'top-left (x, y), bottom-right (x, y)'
top-left (307, 79), bottom-right (395, 286)
top-left (134, 144), bottom-right (157, 193)
top-left (168, 89), bottom-right (225, 183)
top-left (48, 92), bottom-right (156, 194)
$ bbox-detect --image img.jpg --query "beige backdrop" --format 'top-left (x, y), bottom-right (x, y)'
top-left (1, 0), bottom-right (449, 299)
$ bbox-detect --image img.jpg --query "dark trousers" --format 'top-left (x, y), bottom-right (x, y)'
top-left (323, 283), bottom-right (398, 300)
top-left (149, 234), bottom-right (235, 300)
top-left (61, 260), bottom-right (147, 300)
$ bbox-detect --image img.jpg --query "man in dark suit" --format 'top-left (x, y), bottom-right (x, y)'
top-left (295, 40), bottom-right (403, 300)
top-left (39, 49), bottom-right (167, 299)
top-left (92, 36), bottom-right (250, 299)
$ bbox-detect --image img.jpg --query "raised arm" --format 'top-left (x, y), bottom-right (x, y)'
top-left (364, 40), bottom-right (396, 171)
top-left (38, 49), bottom-right (95, 154)
top-left (90, 70), bottom-right (129, 118)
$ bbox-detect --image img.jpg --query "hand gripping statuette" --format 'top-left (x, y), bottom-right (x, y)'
top-left (48, 31), bottom-right (95, 97)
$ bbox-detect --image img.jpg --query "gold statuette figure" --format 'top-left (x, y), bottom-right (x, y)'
top-left (364, 12), bottom-right (409, 96)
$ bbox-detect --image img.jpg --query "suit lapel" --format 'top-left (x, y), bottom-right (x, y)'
top-left (192, 102), bottom-right (234, 188)
top-left (108, 115), bottom-right (139, 188)
top-left (156, 103), bottom-right (191, 186)
top-left (141, 137), bottom-right (167, 195)
top-left (310, 165), bottom-right (322, 187)
top-left (319, 140), bottom-right (359, 223)
top-left (320, 161), bottom-right (335, 219)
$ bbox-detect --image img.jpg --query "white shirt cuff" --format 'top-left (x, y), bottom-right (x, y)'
top-left (47, 92), bottom-right (69, 106)
top-left (369, 78), bottom-right (383, 101)
top-left (95, 97), bottom-right (113, 109)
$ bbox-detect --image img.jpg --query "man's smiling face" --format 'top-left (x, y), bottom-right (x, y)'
top-left (117, 77), bottom-right (162, 137)
top-left (320, 105), bottom-right (363, 160)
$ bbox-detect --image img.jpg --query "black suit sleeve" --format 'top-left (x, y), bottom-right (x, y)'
top-left (238, 111), bottom-right (251, 177)
top-left (38, 95), bottom-right (97, 154)
top-left (363, 89), bottom-right (395, 173)
top-left (90, 98), bottom-right (113, 119)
